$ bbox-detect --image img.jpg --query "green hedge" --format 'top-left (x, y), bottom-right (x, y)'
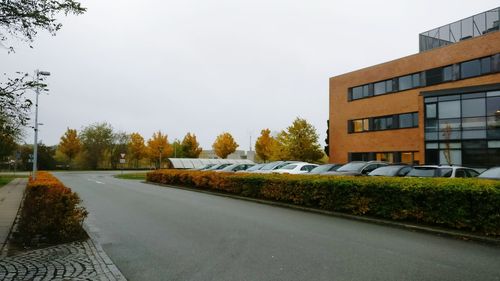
top-left (147, 170), bottom-right (500, 236)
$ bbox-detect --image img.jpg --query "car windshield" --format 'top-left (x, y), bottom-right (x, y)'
top-left (209, 164), bottom-right (230, 170)
top-left (260, 162), bottom-right (281, 171)
top-left (281, 164), bottom-right (297, 170)
top-left (479, 167), bottom-right (500, 178)
top-left (221, 164), bottom-right (238, 171)
top-left (309, 165), bottom-right (335, 173)
top-left (337, 162), bottom-right (366, 172)
top-left (369, 166), bottom-right (404, 176)
top-left (407, 167), bottom-right (437, 177)
top-left (245, 164), bottom-right (265, 171)
top-left (274, 162), bottom-right (293, 169)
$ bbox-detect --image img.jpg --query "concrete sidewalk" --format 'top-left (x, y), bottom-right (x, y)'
top-left (0, 178), bottom-right (26, 253)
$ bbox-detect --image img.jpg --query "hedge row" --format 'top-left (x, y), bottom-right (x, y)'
top-left (14, 172), bottom-right (88, 246)
top-left (147, 170), bottom-right (500, 236)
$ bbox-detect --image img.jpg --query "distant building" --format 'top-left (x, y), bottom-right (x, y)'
top-left (329, 7), bottom-right (500, 168)
top-left (199, 150), bottom-right (256, 162)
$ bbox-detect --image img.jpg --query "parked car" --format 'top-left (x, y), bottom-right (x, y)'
top-left (217, 163), bottom-right (255, 173)
top-left (235, 163), bottom-right (266, 173)
top-left (252, 161), bottom-right (299, 174)
top-left (405, 165), bottom-right (480, 178)
top-left (272, 162), bottom-right (318, 174)
top-left (192, 164), bottom-right (216, 170)
top-left (307, 164), bottom-right (343, 175)
top-left (324, 161), bottom-right (388, 176)
top-left (202, 163), bottom-right (233, 171)
top-left (368, 165), bottom-right (412, 177)
top-left (478, 166), bottom-right (500, 180)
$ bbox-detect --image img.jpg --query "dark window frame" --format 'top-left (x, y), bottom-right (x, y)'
top-left (347, 53), bottom-right (499, 102)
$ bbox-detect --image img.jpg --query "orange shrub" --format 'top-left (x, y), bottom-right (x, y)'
top-left (14, 172), bottom-right (88, 246)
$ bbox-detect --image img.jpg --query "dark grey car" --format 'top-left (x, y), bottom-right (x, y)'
top-left (324, 161), bottom-right (388, 176)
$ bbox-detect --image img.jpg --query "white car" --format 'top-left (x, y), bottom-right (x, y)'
top-left (272, 162), bottom-right (318, 174)
top-left (405, 165), bottom-right (480, 178)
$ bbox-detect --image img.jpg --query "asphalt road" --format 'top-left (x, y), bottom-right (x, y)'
top-left (55, 171), bottom-right (500, 281)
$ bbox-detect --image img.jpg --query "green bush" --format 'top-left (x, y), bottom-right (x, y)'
top-left (14, 172), bottom-right (88, 246)
top-left (147, 170), bottom-right (500, 236)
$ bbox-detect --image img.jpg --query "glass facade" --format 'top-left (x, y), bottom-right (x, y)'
top-left (424, 90), bottom-right (500, 167)
top-left (419, 7), bottom-right (499, 52)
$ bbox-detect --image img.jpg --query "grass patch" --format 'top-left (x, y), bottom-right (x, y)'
top-left (115, 173), bottom-right (147, 180)
top-left (0, 175), bottom-right (28, 188)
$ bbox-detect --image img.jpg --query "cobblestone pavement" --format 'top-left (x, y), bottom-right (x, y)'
top-left (0, 239), bottom-right (126, 281)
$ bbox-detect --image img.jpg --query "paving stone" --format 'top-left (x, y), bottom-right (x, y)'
top-left (0, 240), bottom-right (126, 280)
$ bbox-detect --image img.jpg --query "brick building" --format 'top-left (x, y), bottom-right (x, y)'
top-left (329, 7), bottom-right (500, 168)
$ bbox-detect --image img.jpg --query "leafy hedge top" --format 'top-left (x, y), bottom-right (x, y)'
top-left (147, 170), bottom-right (500, 236)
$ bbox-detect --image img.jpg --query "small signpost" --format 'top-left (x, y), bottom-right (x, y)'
top-left (120, 153), bottom-right (126, 174)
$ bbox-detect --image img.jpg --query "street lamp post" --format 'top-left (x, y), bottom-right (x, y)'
top-left (32, 70), bottom-right (50, 180)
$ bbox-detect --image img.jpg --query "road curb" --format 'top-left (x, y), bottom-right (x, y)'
top-left (83, 222), bottom-right (128, 280)
top-left (144, 181), bottom-right (500, 246)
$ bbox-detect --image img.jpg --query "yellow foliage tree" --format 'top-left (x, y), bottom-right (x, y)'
top-left (212, 132), bottom-right (238, 159)
top-left (147, 131), bottom-right (173, 168)
top-left (181, 132), bottom-right (202, 158)
top-left (255, 129), bottom-right (274, 162)
top-left (128, 132), bottom-right (147, 168)
top-left (269, 131), bottom-right (289, 161)
top-left (268, 118), bottom-right (324, 162)
top-left (58, 128), bottom-right (81, 167)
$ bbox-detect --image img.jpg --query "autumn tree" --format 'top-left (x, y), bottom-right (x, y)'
top-left (147, 131), bottom-right (173, 168)
top-left (79, 122), bottom-right (114, 169)
top-left (109, 131), bottom-right (130, 169)
top-left (255, 129), bottom-right (274, 162)
top-left (128, 133), bottom-right (146, 168)
top-left (285, 118), bottom-right (324, 162)
top-left (212, 132), bottom-right (238, 159)
top-left (172, 139), bottom-right (183, 158)
top-left (181, 132), bottom-right (202, 158)
top-left (58, 128), bottom-right (81, 168)
top-left (269, 131), bottom-right (289, 161)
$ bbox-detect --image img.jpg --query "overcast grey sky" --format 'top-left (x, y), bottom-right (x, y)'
top-left (2, 0), bottom-right (498, 150)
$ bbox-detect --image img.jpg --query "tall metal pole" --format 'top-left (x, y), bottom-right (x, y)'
top-left (32, 71), bottom-right (40, 180)
top-left (32, 70), bottom-right (50, 180)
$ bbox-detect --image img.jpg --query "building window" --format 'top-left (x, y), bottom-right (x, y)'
top-left (376, 152), bottom-right (394, 162)
top-left (460, 59), bottom-right (481, 78)
top-left (424, 89), bottom-right (500, 167)
top-left (348, 53), bottom-right (499, 102)
top-left (373, 116), bottom-right (393, 130)
top-left (438, 100), bottom-right (461, 119)
top-left (352, 119), bottom-right (369, 132)
top-left (462, 98), bottom-right (485, 117)
top-left (426, 67), bottom-right (444, 86)
top-left (426, 103), bottom-right (437, 118)
top-left (348, 112), bottom-right (417, 133)
top-left (374, 79), bottom-right (392, 95)
top-left (443, 66), bottom-right (453, 81)
top-left (481, 57), bottom-right (491, 74)
top-left (399, 113), bottom-right (418, 128)
top-left (398, 75), bottom-right (412, 91)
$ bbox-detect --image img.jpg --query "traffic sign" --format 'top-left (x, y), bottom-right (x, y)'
top-left (120, 153), bottom-right (126, 158)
